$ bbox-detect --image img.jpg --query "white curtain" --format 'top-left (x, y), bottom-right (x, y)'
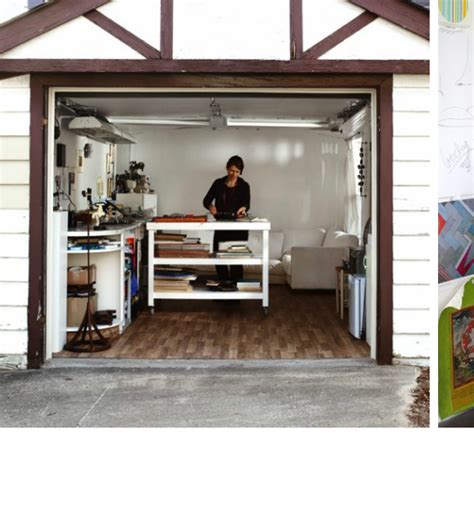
top-left (343, 138), bottom-right (362, 238)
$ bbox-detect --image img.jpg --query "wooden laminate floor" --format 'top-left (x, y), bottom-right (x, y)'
top-left (55, 286), bottom-right (369, 360)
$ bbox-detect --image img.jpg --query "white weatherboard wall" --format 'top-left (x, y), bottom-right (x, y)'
top-left (0, 75), bottom-right (30, 369)
top-left (392, 74), bottom-right (431, 358)
top-left (124, 127), bottom-right (347, 233)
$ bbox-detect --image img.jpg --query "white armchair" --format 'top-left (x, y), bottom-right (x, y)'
top-left (283, 228), bottom-right (359, 289)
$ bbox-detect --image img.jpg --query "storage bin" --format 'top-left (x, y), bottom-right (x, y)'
top-left (67, 265), bottom-right (96, 286)
top-left (67, 294), bottom-right (98, 327)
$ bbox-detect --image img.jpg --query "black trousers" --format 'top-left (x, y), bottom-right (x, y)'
top-left (213, 229), bottom-right (248, 282)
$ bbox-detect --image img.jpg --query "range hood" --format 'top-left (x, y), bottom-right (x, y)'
top-left (68, 116), bottom-right (136, 144)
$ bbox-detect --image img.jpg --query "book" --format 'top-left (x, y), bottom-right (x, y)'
top-left (218, 241), bottom-right (249, 250)
top-left (157, 250), bottom-right (211, 258)
top-left (155, 233), bottom-right (186, 241)
top-left (237, 280), bottom-right (261, 288)
top-left (439, 277), bottom-right (474, 421)
top-left (216, 252), bottom-right (253, 258)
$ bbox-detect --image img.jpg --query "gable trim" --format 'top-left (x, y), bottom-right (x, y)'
top-left (83, 10), bottom-right (161, 59)
top-left (349, 0), bottom-right (429, 40)
top-left (161, 0), bottom-right (173, 59)
top-left (303, 11), bottom-right (378, 60)
top-left (290, 0), bottom-right (303, 59)
top-left (0, 59), bottom-right (429, 74)
top-left (0, 0), bottom-right (111, 55)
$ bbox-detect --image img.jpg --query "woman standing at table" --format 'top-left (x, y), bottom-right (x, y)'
top-left (203, 155), bottom-right (251, 282)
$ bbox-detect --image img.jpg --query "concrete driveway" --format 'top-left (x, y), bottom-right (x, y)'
top-left (0, 359), bottom-right (421, 427)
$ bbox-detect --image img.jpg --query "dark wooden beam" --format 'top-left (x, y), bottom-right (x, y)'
top-left (24, 72), bottom-right (392, 89)
top-left (161, 0), bottom-right (173, 59)
top-left (349, 0), bottom-right (429, 40)
top-left (304, 12), bottom-right (377, 60)
top-left (0, 0), bottom-right (111, 55)
top-left (377, 75), bottom-right (393, 365)
top-left (27, 75), bottom-right (46, 369)
top-left (290, 0), bottom-right (303, 59)
top-left (83, 10), bottom-right (161, 59)
top-left (0, 59), bottom-right (429, 74)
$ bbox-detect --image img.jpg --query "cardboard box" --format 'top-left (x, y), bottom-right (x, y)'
top-left (67, 265), bottom-right (96, 286)
top-left (67, 294), bottom-right (98, 327)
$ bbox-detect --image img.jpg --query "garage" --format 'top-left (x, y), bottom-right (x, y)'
top-left (43, 88), bottom-right (376, 360)
top-left (0, 0), bottom-right (430, 368)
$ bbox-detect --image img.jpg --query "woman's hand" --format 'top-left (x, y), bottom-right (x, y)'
top-left (236, 207), bottom-right (247, 217)
top-left (209, 205), bottom-right (217, 216)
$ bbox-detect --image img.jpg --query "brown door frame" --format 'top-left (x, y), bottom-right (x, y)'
top-left (27, 72), bottom-right (393, 368)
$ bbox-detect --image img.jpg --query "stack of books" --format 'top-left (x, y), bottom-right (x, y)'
top-left (237, 280), bottom-right (261, 292)
top-left (216, 241), bottom-right (253, 258)
top-left (154, 267), bottom-right (198, 292)
top-left (155, 233), bottom-right (211, 258)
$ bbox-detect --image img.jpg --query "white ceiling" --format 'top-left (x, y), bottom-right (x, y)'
top-left (61, 94), bottom-right (368, 122)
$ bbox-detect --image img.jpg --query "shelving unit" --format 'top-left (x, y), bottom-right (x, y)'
top-left (146, 220), bottom-right (271, 314)
top-left (65, 221), bottom-right (145, 344)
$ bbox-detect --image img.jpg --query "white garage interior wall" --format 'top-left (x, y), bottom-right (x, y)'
top-left (122, 126), bottom-right (347, 234)
top-left (0, 75), bottom-right (30, 369)
top-left (55, 128), bottom-right (113, 211)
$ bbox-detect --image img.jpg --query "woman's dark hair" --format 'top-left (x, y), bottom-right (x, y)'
top-left (226, 155), bottom-right (244, 173)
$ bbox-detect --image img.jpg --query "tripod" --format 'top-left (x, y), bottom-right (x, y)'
top-left (64, 213), bottom-right (111, 353)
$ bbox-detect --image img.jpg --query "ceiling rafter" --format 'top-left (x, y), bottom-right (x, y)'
top-left (84, 10), bottom-right (161, 59)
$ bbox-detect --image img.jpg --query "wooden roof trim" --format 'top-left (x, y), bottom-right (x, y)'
top-left (303, 12), bottom-right (377, 60)
top-left (0, 59), bottom-right (430, 74)
top-left (290, 0), bottom-right (303, 59)
top-left (0, 0), bottom-right (111, 55)
top-left (84, 10), bottom-right (161, 59)
top-left (161, 0), bottom-right (173, 59)
top-left (348, 0), bottom-right (429, 40)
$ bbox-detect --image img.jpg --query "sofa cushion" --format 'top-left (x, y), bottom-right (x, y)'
top-left (248, 231), bottom-right (284, 260)
top-left (323, 228), bottom-right (359, 248)
top-left (282, 253), bottom-right (291, 275)
top-left (282, 228), bottom-right (326, 255)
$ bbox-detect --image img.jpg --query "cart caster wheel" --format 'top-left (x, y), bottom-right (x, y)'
top-left (263, 307), bottom-right (269, 317)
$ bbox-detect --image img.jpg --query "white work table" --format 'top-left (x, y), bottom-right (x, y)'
top-left (67, 220), bottom-right (146, 237)
top-left (146, 219), bottom-right (271, 314)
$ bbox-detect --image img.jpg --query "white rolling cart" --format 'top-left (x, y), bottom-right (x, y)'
top-left (147, 219), bottom-right (271, 315)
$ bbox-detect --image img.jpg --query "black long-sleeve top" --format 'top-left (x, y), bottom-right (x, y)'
top-left (203, 176), bottom-right (251, 214)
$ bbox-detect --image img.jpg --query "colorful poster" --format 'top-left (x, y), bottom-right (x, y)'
top-left (439, 278), bottom-right (474, 420)
top-left (438, 199), bottom-right (474, 282)
top-left (439, 0), bottom-right (469, 25)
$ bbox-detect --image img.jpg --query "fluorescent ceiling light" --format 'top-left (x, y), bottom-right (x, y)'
top-left (107, 117), bottom-right (210, 126)
top-left (226, 118), bottom-right (329, 128)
